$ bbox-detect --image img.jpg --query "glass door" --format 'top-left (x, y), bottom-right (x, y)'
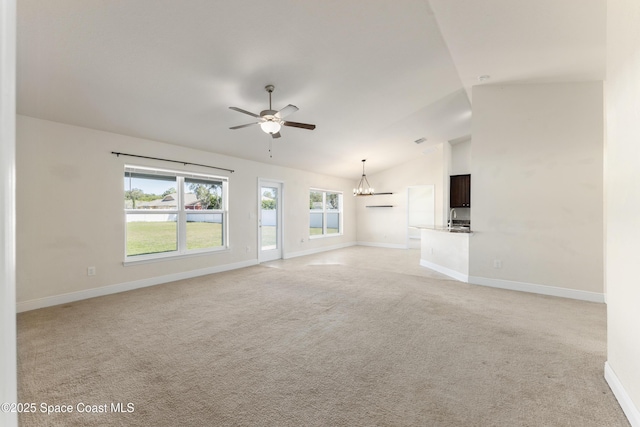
top-left (258, 180), bottom-right (283, 262)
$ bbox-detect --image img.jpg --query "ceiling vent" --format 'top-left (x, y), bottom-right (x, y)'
top-left (414, 137), bottom-right (427, 145)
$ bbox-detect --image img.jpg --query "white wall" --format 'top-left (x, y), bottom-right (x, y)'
top-left (450, 139), bottom-right (471, 221)
top-left (605, 1), bottom-right (640, 424)
top-left (470, 82), bottom-right (604, 296)
top-left (450, 138), bottom-right (471, 175)
top-left (0, 0), bottom-right (18, 425)
top-left (16, 116), bottom-right (356, 307)
top-left (356, 143), bottom-right (446, 247)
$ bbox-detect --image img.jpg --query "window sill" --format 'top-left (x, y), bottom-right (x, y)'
top-left (123, 247), bottom-right (228, 266)
top-left (309, 234), bottom-right (343, 240)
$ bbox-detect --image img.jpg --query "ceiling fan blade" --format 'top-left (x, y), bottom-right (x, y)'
top-left (271, 132), bottom-right (281, 139)
top-left (229, 122), bottom-right (259, 130)
top-left (229, 106), bottom-right (260, 118)
top-left (283, 121), bottom-right (316, 130)
top-left (275, 104), bottom-right (299, 119)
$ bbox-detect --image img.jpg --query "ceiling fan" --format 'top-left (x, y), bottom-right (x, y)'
top-left (229, 85), bottom-right (316, 139)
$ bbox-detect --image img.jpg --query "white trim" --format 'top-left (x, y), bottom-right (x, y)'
top-left (125, 164), bottom-right (229, 181)
top-left (1, 0), bottom-right (17, 425)
top-left (124, 166), bottom-right (229, 262)
top-left (309, 233), bottom-right (344, 240)
top-left (357, 241), bottom-right (408, 249)
top-left (17, 259), bottom-right (258, 313)
top-left (123, 247), bottom-right (229, 265)
top-left (420, 259), bottom-right (469, 282)
top-left (468, 275), bottom-right (605, 303)
top-left (284, 241), bottom-right (356, 260)
top-left (309, 188), bottom-right (343, 237)
top-left (258, 179), bottom-right (284, 262)
top-left (605, 362), bottom-right (640, 427)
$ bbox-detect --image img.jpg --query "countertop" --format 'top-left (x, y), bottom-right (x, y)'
top-left (411, 225), bottom-right (473, 234)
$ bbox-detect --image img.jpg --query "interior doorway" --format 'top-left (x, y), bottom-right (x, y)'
top-left (407, 185), bottom-right (435, 249)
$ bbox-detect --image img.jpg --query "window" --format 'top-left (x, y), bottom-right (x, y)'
top-left (309, 189), bottom-right (342, 237)
top-left (124, 166), bottom-right (228, 261)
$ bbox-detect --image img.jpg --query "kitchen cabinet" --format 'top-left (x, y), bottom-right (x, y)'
top-left (450, 174), bottom-right (471, 208)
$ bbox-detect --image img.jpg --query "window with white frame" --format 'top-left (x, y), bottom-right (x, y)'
top-left (124, 166), bottom-right (228, 261)
top-left (309, 189), bottom-right (342, 237)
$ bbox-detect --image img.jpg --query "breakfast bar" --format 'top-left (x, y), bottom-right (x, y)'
top-left (416, 227), bottom-right (472, 283)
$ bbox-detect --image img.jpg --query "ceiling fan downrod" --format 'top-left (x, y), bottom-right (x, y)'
top-left (265, 84), bottom-right (275, 110)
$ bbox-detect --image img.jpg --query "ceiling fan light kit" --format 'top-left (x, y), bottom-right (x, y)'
top-left (260, 120), bottom-right (281, 134)
top-left (353, 159), bottom-right (375, 196)
top-left (229, 85), bottom-right (316, 139)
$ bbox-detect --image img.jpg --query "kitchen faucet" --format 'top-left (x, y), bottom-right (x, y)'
top-left (449, 208), bottom-right (457, 230)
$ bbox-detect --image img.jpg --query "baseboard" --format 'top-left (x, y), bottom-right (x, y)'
top-left (17, 259), bottom-right (259, 313)
top-left (357, 241), bottom-right (408, 249)
top-left (605, 361), bottom-right (640, 427)
top-left (283, 241), bottom-right (357, 259)
top-left (468, 275), bottom-right (605, 303)
top-left (420, 259), bottom-right (469, 282)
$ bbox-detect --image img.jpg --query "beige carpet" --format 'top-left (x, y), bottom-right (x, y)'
top-left (17, 247), bottom-right (628, 426)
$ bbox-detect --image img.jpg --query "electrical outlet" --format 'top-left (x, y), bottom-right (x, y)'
top-left (429, 247), bottom-right (434, 255)
top-left (245, 246), bottom-right (250, 253)
top-left (87, 266), bottom-right (96, 276)
top-left (493, 259), bottom-right (502, 269)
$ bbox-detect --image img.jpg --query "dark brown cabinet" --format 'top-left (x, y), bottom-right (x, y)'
top-left (450, 174), bottom-right (471, 208)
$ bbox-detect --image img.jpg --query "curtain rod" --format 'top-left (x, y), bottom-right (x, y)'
top-left (111, 152), bottom-right (234, 173)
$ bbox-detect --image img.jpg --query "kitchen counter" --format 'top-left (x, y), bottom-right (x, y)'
top-left (418, 228), bottom-right (471, 282)
top-left (411, 225), bottom-right (473, 234)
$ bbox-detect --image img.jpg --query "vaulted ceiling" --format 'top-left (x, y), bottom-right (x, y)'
top-left (17, 0), bottom-right (605, 179)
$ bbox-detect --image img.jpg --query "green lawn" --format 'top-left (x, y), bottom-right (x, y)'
top-left (127, 221), bottom-right (339, 257)
top-left (127, 221), bottom-right (222, 256)
top-left (309, 227), bottom-right (339, 235)
top-left (186, 222), bottom-right (223, 250)
top-left (261, 225), bottom-right (277, 249)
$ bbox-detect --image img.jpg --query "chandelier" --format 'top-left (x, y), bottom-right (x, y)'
top-left (353, 159), bottom-right (374, 196)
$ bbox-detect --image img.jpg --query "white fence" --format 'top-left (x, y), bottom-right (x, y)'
top-left (127, 211), bottom-right (338, 228)
top-left (261, 209), bottom-right (276, 226)
top-left (261, 210), bottom-right (338, 228)
top-left (127, 213), bottom-right (222, 223)
top-left (309, 212), bottom-right (339, 228)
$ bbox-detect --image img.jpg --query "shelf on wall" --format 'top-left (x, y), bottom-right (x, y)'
top-left (373, 192), bottom-right (393, 195)
top-left (366, 205), bottom-right (394, 208)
